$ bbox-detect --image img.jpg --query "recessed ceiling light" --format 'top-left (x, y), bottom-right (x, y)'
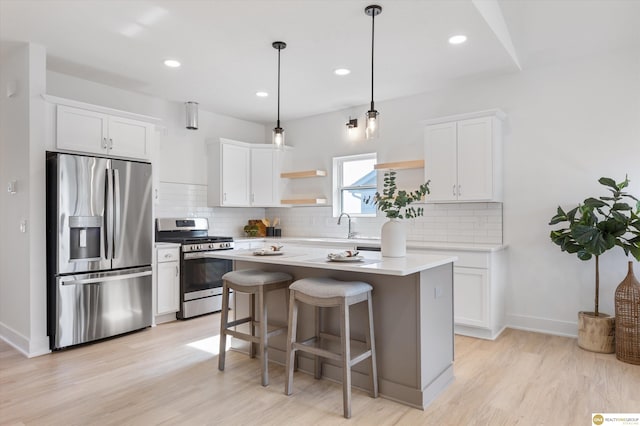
top-left (448, 35), bottom-right (467, 45)
top-left (163, 59), bottom-right (181, 68)
top-left (256, 91), bottom-right (269, 98)
top-left (334, 68), bottom-right (351, 76)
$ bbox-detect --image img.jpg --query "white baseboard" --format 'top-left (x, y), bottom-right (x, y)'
top-left (0, 321), bottom-right (50, 358)
top-left (505, 313), bottom-right (577, 338)
top-left (455, 324), bottom-right (506, 340)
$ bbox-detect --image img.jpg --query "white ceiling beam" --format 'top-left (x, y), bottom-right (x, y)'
top-left (472, 0), bottom-right (522, 70)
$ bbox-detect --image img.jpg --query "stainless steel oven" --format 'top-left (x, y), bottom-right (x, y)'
top-left (180, 246), bottom-right (232, 319)
top-left (156, 218), bottom-right (234, 319)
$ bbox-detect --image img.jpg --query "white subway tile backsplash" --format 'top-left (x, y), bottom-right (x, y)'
top-left (157, 182), bottom-right (502, 244)
top-left (156, 182), bottom-right (265, 237)
top-left (267, 202), bottom-right (502, 244)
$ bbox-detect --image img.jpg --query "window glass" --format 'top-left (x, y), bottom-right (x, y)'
top-left (333, 153), bottom-right (377, 216)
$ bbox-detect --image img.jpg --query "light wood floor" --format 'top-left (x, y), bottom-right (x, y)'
top-left (1, 315), bottom-right (638, 426)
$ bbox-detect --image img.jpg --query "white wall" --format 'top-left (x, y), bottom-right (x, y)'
top-left (0, 42), bottom-right (49, 356)
top-left (278, 48), bottom-right (640, 336)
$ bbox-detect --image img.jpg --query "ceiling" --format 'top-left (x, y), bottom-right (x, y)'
top-left (1, 0), bottom-right (638, 124)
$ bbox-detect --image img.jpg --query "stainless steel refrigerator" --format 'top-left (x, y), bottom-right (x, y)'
top-left (46, 152), bottom-right (153, 350)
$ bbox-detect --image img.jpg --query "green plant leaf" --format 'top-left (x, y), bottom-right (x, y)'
top-left (598, 177), bottom-right (618, 190)
top-left (549, 206), bottom-right (568, 225)
top-left (584, 197), bottom-right (607, 208)
top-left (577, 249), bottom-right (592, 261)
top-left (612, 202), bottom-right (632, 211)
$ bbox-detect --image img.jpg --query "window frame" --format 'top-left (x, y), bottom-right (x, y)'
top-left (332, 152), bottom-right (377, 218)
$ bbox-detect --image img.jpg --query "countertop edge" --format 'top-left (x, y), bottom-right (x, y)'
top-left (233, 237), bottom-right (507, 252)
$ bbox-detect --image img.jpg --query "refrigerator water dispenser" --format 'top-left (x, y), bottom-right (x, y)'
top-left (69, 216), bottom-right (101, 260)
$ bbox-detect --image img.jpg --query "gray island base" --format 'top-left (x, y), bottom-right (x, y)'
top-left (206, 248), bottom-right (457, 409)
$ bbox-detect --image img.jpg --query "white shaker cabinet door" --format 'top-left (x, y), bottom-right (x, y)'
top-left (56, 105), bottom-right (109, 155)
top-left (453, 267), bottom-right (488, 328)
top-left (221, 142), bottom-right (251, 206)
top-left (424, 121), bottom-right (457, 201)
top-left (157, 260), bottom-right (180, 315)
top-left (250, 147), bottom-right (277, 206)
top-left (457, 117), bottom-right (493, 201)
top-left (107, 116), bottom-right (151, 160)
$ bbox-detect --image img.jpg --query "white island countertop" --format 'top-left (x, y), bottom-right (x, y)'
top-left (203, 247), bottom-right (457, 276)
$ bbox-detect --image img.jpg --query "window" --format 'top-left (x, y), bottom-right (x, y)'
top-left (333, 153), bottom-right (377, 217)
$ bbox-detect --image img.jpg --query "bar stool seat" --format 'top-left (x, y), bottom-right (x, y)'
top-left (284, 277), bottom-right (378, 419)
top-left (218, 269), bottom-right (292, 386)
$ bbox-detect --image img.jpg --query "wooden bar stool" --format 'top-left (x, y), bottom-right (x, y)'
top-left (284, 277), bottom-right (378, 419)
top-left (218, 269), bottom-right (292, 386)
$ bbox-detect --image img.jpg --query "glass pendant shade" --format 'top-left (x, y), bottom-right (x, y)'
top-left (272, 127), bottom-right (285, 148)
top-left (365, 109), bottom-right (379, 139)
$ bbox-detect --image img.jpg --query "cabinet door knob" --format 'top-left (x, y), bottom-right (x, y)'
top-left (109, 138), bottom-right (113, 149)
top-left (102, 137), bottom-right (108, 149)
top-left (175, 265), bottom-right (179, 277)
top-left (452, 184), bottom-right (456, 196)
top-left (458, 185), bottom-right (462, 196)
top-left (223, 193), bottom-right (227, 202)
top-left (164, 253), bottom-right (171, 258)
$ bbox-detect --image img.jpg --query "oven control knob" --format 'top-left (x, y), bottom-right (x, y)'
top-left (208, 243), bottom-right (215, 250)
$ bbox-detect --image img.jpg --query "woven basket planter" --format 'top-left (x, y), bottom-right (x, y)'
top-left (578, 312), bottom-right (615, 353)
top-left (615, 261), bottom-right (640, 365)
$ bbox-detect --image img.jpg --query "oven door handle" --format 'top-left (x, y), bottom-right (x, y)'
top-left (183, 251), bottom-right (225, 260)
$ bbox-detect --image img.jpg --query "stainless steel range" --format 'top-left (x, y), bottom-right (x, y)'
top-left (155, 218), bottom-right (234, 319)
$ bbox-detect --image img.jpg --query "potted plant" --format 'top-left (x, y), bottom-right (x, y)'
top-left (549, 175), bottom-right (640, 353)
top-left (367, 171), bottom-right (429, 257)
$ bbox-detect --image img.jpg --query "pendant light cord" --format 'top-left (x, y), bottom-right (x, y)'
top-left (277, 46), bottom-right (281, 128)
top-left (370, 9), bottom-right (376, 111)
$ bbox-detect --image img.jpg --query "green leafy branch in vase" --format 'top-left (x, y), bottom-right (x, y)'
top-left (366, 171), bottom-right (430, 219)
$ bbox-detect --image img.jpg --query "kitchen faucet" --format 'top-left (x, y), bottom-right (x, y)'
top-left (337, 212), bottom-right (356, 239)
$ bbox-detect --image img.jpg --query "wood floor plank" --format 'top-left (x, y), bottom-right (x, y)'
top-left (1, 315), bottom-right (638, 425)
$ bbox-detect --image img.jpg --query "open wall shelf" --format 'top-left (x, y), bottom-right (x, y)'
top-left (280, 170), bottom-right (327, 179)
top-left (280, 198), bottom-right (328, 205)
top-left (374, 160), bottom-right (424, 170)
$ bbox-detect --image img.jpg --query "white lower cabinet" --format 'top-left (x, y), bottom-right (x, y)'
top-left (155, 244), bottom-right (180, 321)
top-left (410, 247), bottom-right (506, 340)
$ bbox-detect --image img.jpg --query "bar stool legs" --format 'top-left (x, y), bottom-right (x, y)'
top-left (218, 269), bottom-right (292, 387)
top-left (284, 277), bottom-right (378, 419)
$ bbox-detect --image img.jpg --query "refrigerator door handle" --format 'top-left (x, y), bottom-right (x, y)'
top-left (60, 270), bottom-right (152, 286)
top-left (104, 168), bottom-right (114, 260)
top-left (113, 168), bottom-right (121, 260)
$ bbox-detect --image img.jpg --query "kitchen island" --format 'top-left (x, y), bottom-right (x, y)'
top-left (205, 247), bottom-right (457, 410)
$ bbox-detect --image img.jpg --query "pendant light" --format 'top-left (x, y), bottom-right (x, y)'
top-left (272, 41), bottom-right (286, 148)
top-left (364, 5), bottom-right (382, 140)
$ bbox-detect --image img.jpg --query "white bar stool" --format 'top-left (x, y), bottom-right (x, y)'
top-left (218, 269), bottom-right (293, 386)
top-left (284, 277), bottom-right (378, 418)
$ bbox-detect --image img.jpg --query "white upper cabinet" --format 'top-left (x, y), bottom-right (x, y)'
top-left (208, 138), bottom-right (284, 207)
top-left (221, 142), bottom-right (251, 206)
top-left (424, 110), bottom-right (504, 202)
top-left (250, 145), bottom-right (278, 206)
top-left (56, 104), bottom-right (152, 160)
